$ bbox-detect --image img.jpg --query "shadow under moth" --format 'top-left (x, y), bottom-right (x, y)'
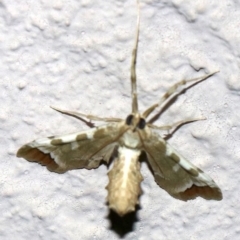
top-left (17, 0), bottom-right (222, 216)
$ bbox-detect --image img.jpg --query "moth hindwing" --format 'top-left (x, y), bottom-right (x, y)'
top-left (17, 0), bottom-right (222, 217)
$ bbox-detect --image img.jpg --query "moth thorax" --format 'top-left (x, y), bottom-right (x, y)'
top-left (120, 129), bottom-right (142, 149)
top-left (106, 146), bottom-right (143, 216)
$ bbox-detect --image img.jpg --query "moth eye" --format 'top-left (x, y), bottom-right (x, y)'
top-left (138, 118), bottom-right (146, 129)
top-left (125, 115), bottom-right (133, 125)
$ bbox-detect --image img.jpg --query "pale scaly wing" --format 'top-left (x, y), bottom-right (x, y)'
top-left (17, 122), bottom-right (126, 173)
top-left (142, 132), bottom-right (222, 201)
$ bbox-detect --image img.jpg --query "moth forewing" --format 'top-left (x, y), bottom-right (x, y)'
top-left (142, 132), bottom-right (222, 201)
top-left (106, 146), bottom-right (143, 216)
top-left (17, 123), bottom-right (125, 173)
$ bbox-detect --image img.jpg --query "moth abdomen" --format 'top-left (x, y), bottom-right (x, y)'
top-left (106, 146), bottom-right (143, 216)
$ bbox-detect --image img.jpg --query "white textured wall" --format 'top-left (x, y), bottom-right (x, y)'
top-left (1, 0), bottom-right (240, 239)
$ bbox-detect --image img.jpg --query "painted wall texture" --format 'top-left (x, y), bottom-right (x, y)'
top-left (1, 0), bottom-right (240, 239)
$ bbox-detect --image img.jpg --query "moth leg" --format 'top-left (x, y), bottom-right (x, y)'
top-left (143, 71), bottom-right (219, 119)
top-left (51, 106), bottom-right (122, 123)
top-left (148, 117), bottom-right (206, 132)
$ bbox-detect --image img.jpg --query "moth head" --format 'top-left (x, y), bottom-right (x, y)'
top-left (125, 114), bottom-right (146, 131)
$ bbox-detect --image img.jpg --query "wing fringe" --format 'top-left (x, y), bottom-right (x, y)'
top-left (176, 184), bottom-right (222, 201)
top-left (17, 145), bottom-right (65, 173)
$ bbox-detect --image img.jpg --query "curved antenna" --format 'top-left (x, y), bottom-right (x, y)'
top-left (130, 0), bottom-right (140, 114)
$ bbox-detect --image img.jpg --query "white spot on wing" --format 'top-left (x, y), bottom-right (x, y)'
top-left (71, 141), bottom-right (79, 150)
top-left (173, 164), bottom-right (180, 172)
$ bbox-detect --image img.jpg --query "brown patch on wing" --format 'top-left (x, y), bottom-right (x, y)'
top-left (17, 145), bottom-right (65, 173)
top-left (196, 167), bottom-right (204, 173)
top-left (179, 185), bottom-right (223, 201)
top-left (170, 153), bottom-right (180, 163)
top-left (76, 133), bottom-right (88, 141)
top-left (93, 128), bottom-right (105, 138)
top-left (51, 139), bottom-right (64, 145)
top-left (185, 167), bottom-right (199, 177)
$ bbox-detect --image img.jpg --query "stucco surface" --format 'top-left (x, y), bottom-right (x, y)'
top-left (1, 0), bottom-right (240, 239)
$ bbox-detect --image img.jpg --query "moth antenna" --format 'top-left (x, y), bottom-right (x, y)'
top-left (131, 0), bottom-right (140, 114)
top-left (50, 106), bottom-right (122, 123)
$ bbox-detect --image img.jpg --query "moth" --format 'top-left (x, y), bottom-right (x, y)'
top-left (17, 0), bottom-right (222, 216)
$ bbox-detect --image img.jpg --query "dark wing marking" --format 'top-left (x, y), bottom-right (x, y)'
top-left (142, 132), bottom-right (222, 201)
top-left (17, 123), bottom-right (126, 173)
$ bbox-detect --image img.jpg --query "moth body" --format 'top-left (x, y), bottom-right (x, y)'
top-left (106, 146), bottom-right (143, 216)
top-left (16, 0), bottom-right (222, 217)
